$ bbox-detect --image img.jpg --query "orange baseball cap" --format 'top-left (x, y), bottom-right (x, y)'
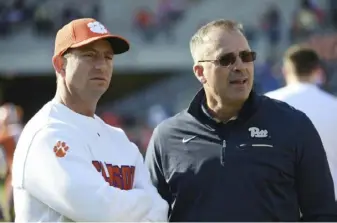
top-left (53, 18), bottom-right (129, 61)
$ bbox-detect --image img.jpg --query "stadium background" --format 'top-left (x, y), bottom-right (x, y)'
top-left (1, 0), bottom-right (337, 219)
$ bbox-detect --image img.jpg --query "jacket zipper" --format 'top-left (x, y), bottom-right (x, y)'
top-left (220, 140), bottom-right (226, 166)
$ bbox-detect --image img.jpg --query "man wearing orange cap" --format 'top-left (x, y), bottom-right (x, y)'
top-left (11, 18), bottom-right (168, 222)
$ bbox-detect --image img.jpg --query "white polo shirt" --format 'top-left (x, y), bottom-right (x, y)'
top-left (266, 83), bottom-right (337, 197)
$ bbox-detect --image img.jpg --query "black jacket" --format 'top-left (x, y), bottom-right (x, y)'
top-left (145, 89), bottom-right (337, 222)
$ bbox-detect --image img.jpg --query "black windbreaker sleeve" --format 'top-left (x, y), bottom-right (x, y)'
top-left (296, 113), bottom-right (337, 221)
top-left (145, 126), bottom-right (172, 216)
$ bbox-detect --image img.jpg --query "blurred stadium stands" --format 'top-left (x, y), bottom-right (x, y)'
top-left (0, 0), bottom-right (336, 153)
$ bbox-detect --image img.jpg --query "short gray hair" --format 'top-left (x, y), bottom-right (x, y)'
top-left (190, 19), bottom-right (244, 62)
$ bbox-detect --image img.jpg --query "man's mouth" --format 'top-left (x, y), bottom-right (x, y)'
top-left (229, 78), bottom-right (248, 85)
top-left (90, 77), bottom-right (106, 81)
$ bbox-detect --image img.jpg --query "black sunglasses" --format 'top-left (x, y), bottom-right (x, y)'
top-left (198, 51), bottom-right (256, 67)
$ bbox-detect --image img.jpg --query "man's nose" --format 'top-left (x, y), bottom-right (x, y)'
top-left (94, 55), bottom-right (107, 70)
top-left (232, 55), bottom-right (244, 71)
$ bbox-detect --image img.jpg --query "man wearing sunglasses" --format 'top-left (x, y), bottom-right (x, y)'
top-left (145, 19), bottom-right (337, 221)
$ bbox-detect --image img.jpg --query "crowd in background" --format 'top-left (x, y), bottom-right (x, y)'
top-left (0, 0), bottom-right (337, 153)
top-left (132, 0), bottom-right (195, 43)
top-left (100, 104), bottom-right (171, 155)
top-left (0, 0), bottom-right (100, 37)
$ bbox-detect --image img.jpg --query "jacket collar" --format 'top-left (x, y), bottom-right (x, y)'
top-left (187, 88), bottom-right (260, 127)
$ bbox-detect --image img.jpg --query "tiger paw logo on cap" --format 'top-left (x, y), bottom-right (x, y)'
top-left (53, 141), bottom-right (69, 158)
top-left (87, 21), bottom-right (108, 34)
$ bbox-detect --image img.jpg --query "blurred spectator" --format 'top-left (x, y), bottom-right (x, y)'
top-left (0, 0), bottom-right (29, 36)
top-left (331, 0), bottom-right (337, 29)
top-left (303, 32), bottom-right (337, 61)
top-left (100, 111), bottom-right (123, 128)
top-left (6, 0), bottom-right (27, 26)
top-left (243, 25), bottom-right (257, 45)
top-left (0, 103), bottom-right (24, 221)
top-left (265, 45), bottom-right (337, 196)
top-left (0, 2), bottom-right (10, 36)
top-left (0, 0), bottom-right (101, 37)
top-left (32, 5), bottom-right (54, 36)
top-left (99, 103), bottom-right (170, 156)
top-left (255, 59), bottom-right (283, 94)
top-left (127, 120), bottom-right (153, 156)
top-left (91, 3), bottom-right (100, 20)
top-left (61, 6), bottom-right (82, 26)
top-left (133, 7), bottom-right (157, 42)
top-left (260, 3), bottom-right (281, 61)
top-left (301, 32), bottom-right (337, 95)
top-left (80, 0), bottom-right (101, 21)
top-left (290, 0), bottom-right (321, 42)
top-left (147, 104), bottom-right (169, 129)
top-left (156, 0), bottom-right (176, 42)
top-left (156, 0), bottom-right (188, 42)
top-left (308, 0), bottom-right (325, 24)
top-left (260, 3), bottom-right (281, 47)
top-left (167, 0), bottom-right (187, 23)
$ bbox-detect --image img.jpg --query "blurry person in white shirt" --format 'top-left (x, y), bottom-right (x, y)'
top-left (266, 45), bottom-right (337, 198)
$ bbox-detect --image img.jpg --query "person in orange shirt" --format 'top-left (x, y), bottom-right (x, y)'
top-left (0, 103), bottom-right (24, 221)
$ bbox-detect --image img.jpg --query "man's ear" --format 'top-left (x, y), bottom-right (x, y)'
top-left (282, 59), bottom-right (294, 78)
top-left (281, 64), bottom-right (287, 77)
top-left (193, 63), bottom-right (206, 84)
top-left (52, 55), bottom-right (66, 77)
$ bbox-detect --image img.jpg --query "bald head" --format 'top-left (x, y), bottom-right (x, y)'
top-left (190, 19), bottom-right (244, 63)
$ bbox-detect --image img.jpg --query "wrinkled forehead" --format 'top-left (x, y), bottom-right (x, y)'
top-left (202, 29), bottom-right (251, 58)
